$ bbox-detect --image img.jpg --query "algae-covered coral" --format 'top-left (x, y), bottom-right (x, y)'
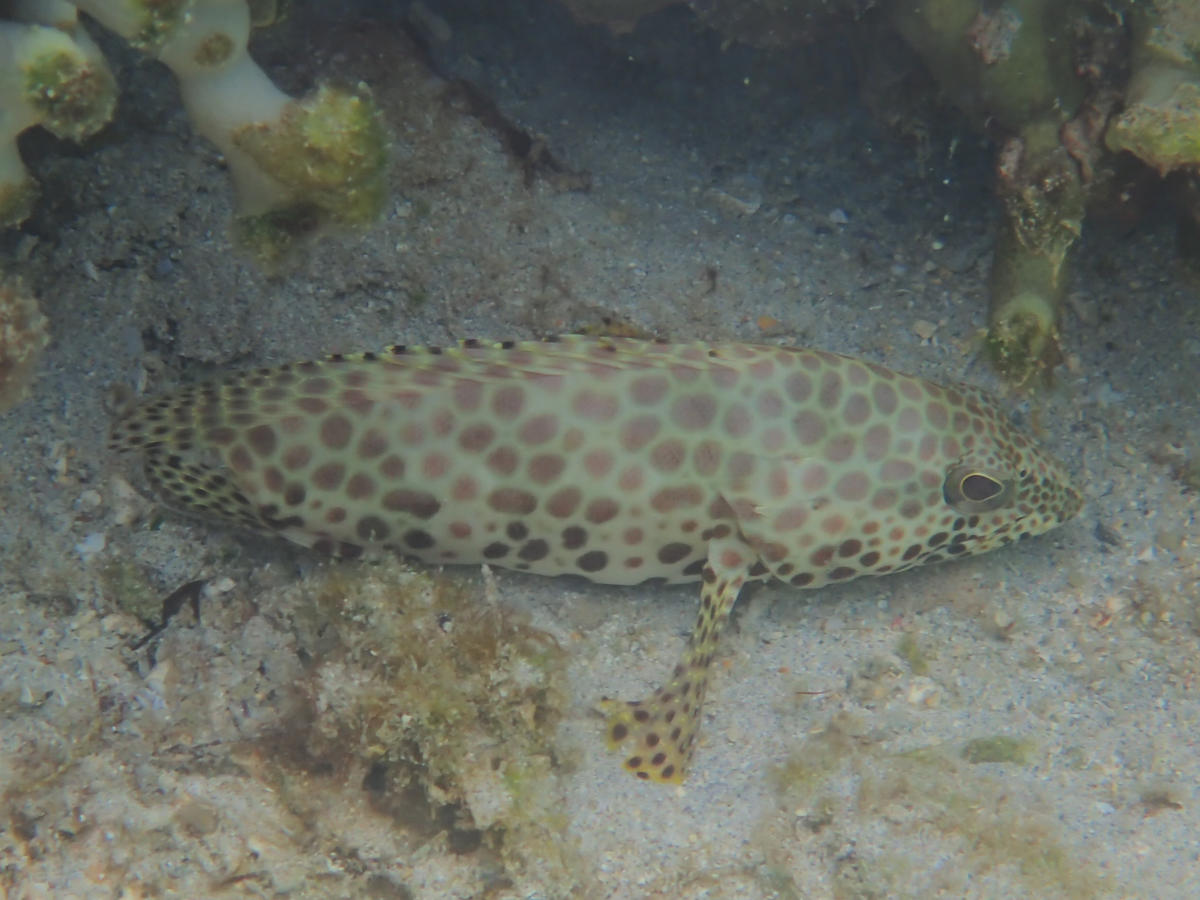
top-left (1, 0), bottom-right (388, 261)
top-left (0, 6), bottom-right (116, 227)
top-left (9, 0), bottom-right (1195, 378)
top-left (555, 0), bottom-right (1200, 384)
top-left (1105, 0), bottom-right (1200, 176)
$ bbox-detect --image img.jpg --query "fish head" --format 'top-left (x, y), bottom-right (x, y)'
top-left (936, 385), bottom-right (1082, 558)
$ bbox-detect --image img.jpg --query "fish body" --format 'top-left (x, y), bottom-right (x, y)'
top-left (110, 337), bottom-right (1081, 781)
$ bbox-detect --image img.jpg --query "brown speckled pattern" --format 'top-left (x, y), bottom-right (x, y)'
top-left (110, 337), bottom-right (1082, 782)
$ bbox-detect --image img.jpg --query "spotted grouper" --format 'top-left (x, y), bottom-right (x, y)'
top-left (109, 336), bottom-right (1082, 782)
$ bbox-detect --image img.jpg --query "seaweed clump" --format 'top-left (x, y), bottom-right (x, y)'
top-left (260, 558), bottom-right (583, 895)
top-left (761, 713), bottom-right (1106, 897)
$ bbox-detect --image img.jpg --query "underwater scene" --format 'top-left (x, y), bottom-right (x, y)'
top-left (1, 1), bottom-right (1198, 896)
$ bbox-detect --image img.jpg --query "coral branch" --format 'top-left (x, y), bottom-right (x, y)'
top-left (0, 16), bottom-right (116, 225)
top-left (4, 0), bottom-right (388, 260)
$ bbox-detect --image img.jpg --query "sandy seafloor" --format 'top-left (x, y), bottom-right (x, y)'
top-left (2, 1), bottom-right (1199, 897)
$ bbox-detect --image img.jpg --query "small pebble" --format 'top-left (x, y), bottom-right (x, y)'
top-left (76, 532), bottom-right (107, 559)
top-left (77, 489), bottom-right (103, 512)
top-left (912, 319), bottom-right (938, 341)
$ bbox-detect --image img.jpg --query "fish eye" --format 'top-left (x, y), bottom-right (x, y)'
top-left (961, 473), bottom-right (1003, 502)
top-left (943, 465), bottom-right (1012, 513)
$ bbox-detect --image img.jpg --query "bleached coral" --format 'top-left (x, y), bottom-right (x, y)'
top-left (0, 3), bottom-right (117, 226)
top-left (2, 0), bottom-right (388, 260)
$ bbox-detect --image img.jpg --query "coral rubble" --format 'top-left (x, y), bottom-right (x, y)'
top-left (0, 278), bottom-right (49, 412)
